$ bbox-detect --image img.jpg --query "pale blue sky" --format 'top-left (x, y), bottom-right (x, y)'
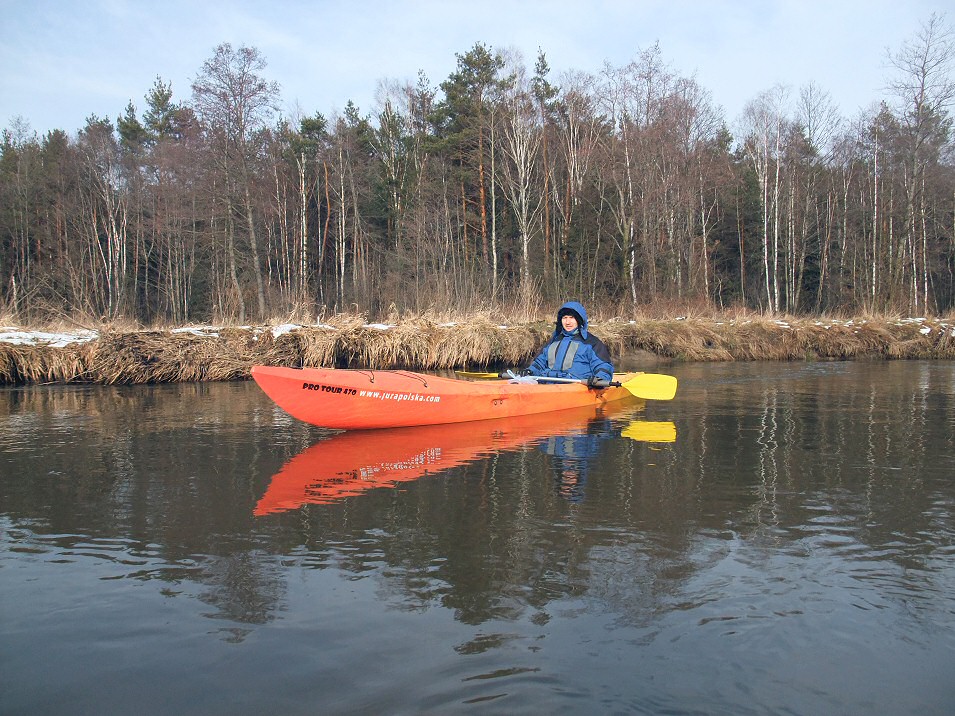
top-left (1, 0), bottom-right (950, 138)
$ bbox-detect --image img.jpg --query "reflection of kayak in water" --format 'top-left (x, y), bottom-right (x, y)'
top-left (254, 399), bottom-right (642, 515)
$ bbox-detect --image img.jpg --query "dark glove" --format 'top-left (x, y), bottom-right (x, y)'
top-left (587, 376), bottom-right (610, 388)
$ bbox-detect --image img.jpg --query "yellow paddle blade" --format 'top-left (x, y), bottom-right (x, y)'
top-left (621, 421), bottom-right (677, 443)
top-left (621, 373), bottom-right (677, 401)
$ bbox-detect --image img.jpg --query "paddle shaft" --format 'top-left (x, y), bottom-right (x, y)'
top-left (457, 370), bottom-right (630, 380)
top-left (523, 375), bottom-right (618, 386)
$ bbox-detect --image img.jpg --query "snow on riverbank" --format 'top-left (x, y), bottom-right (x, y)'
top-left (0, 328), bottom-right (100, 347)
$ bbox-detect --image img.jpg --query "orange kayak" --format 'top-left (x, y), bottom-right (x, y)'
top-left (251, 365), bottom-right (639, 430)
top-left (254, 399), bottom-right (638, 514)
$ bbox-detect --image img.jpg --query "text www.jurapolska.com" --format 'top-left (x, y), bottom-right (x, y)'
top-left (358, 390), bottom-right (441, 403)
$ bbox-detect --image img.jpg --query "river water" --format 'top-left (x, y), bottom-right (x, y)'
top-left (1, 361), bottom-right (953, 715)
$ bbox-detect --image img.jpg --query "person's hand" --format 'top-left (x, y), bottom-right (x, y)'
top-left (587, 376), bottom-right (610, 388)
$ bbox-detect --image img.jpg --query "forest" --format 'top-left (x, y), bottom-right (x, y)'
top-left (1, 14), bottom-right (954, 328)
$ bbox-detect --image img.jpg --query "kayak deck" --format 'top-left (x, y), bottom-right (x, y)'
top-left (251, 365), bottom-right (639, 430)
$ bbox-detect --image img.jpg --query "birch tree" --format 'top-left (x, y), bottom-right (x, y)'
top-left (741, 85), bottom-right (791, 312)
top-left (79, 116), bottom-right (129, 319)
top-left (498, 60), bottom-right (543, 290)
top-left (192, 43), bottom-right (280, 321)
top-left (885, 12), bottom-right (955, 313)
top-left (554, 71), bottom-right (604, 263)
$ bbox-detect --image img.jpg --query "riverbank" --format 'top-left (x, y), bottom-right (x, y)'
top-left (2, 313), bottom-right (954, 385)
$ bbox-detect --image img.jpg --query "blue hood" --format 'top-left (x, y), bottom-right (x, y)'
top-left (553, 300), bottom-right (589, 339)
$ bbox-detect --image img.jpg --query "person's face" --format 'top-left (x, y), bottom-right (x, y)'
top-left (561, 313), bottom-right (579, 332)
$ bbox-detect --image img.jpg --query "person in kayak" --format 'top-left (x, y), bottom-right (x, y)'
top-left (522, 301), bottom-right (614, 387)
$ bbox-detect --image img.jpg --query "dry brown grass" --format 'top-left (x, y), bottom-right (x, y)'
top-left (427, 314), bottom-right (544, 368)
top-left (2, 312), bottom-right (954, 385)
top-left (85, 329), bottom-right (256, 383)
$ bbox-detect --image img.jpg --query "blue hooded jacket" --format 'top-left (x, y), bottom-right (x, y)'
top-left (527, 301), bottom-right (614, 382)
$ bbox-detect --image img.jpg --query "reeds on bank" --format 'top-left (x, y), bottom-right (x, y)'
top-left (1, 313), bottom-right (954, 386)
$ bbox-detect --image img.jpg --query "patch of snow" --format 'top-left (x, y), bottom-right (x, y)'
top-left (0, 329), bottom-right (99, 347)
top-left (172, 326), bottom-right (220, 337)
top-left (366, 323), bottom-right (394, 330)
top-left (270, 324), bottom-right (300, 338)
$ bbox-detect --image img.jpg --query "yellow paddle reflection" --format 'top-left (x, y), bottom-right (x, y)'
top-left (621, 420), bottom-right (677, 443)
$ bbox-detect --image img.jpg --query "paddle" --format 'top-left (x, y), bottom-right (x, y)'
top-left (525, 373), bottom-right (677, 401)
top-left (455, 369), bottom-right (677, 400)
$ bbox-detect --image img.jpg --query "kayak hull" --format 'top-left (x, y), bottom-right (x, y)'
top-left (251, 365), bottom-right (639, 430)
